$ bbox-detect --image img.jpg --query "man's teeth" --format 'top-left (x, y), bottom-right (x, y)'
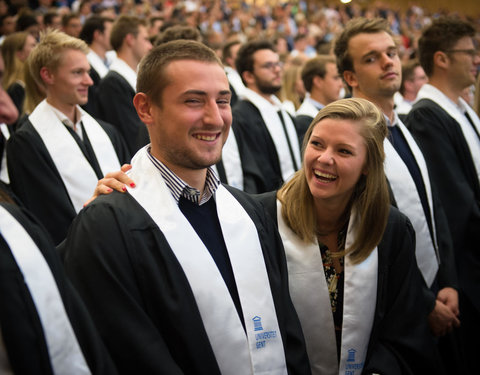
top-left (194, 134), bottom-right (216, 141)
top-left (314, 170), bottom-right (337, 180)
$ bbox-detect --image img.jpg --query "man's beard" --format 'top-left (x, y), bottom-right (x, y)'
top-left (255, 77), bottom-right (281, 95)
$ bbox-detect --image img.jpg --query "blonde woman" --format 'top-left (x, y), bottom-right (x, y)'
top-left (258, 98), bottom-right (442, 374)
top-left (1, 32), bottom-right (36, 116)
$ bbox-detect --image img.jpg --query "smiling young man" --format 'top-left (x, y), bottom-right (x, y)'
top-left (62, 40), bottom-right (310, 374)
top-left (404, 17), bottom-right (480, 373)
top-left (232, 40), bottom-right (301, 194)
top-left (334, 17), bottom-right (457, 373)
top-left (6, 30), bottom-right (129, 244)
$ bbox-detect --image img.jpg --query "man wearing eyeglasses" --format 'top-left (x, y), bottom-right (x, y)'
top-left (232, 40), bottom-right (301, 193)
top-left (405, 17), bottom-right (480, 374)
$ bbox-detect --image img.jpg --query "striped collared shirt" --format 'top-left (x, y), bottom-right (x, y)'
top-left (147, 148), bottom-right (220, 206)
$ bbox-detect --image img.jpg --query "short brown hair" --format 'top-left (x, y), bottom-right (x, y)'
top-left (110, 15), bottom-right (146, 52)
top-left (27, 29), bottom-right (88, 89)
top-left (301, 55), bottom-right (336, 93)
top-left (418, 17), bottom-right (476, 77)
top-left (137, 39), bottom-right (222, 106)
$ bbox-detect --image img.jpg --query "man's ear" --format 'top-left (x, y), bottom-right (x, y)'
top-left (343, 70), bottom-right (357, 89)
top-left (242, 70), bottom-right (255, 87)
top-left (39, 66), bottom-right (54, 85)
top-left (133, 92), bottom-right (154, 125)
top-left (433, 51), bottom-right (449, 70)
top-left (125, 33), bottom-right (135, 48)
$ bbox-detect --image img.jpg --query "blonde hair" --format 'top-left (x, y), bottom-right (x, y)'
top-left (277, 97), bottom-right (390, 264)
top-left (1, 32), bottom-right (30, 89)
top-left (279, 64), bottom-right (304, 111)
top-left (27, 29), bottom-right (88, 90)
top-left (23, 55), bottom-right (46, 115)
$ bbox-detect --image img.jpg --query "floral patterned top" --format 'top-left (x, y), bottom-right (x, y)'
top-left (319, 226), bottom-right (347, 361)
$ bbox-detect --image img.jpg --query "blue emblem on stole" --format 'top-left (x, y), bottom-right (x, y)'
top-left (347, 349), bottom-right (356, 362)
top-left (252, 316), bottom-right (263, 331)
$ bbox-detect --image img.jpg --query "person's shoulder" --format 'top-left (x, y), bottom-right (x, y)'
top-left (232, 99), bottom-right (258, 115)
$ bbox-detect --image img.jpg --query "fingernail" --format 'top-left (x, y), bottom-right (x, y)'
top-left (130, 182), bottom-right (136, 188)
top-left (122, 186), bottom-right (127, 192)
top-left (107, 188), bottom-right (113, 192)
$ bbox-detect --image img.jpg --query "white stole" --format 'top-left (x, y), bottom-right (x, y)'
top-left (384, 119), bottom-right (439, 286)
top-left (296, 96), bottom-right (321, 119)
top-left (0, 206), bottom-right (90, 374)
top-left (416, 83), bottom-right (480, 182)
top-left (242, 88), bottom-right (301, 181)
top-left (225, 66), bottom-right (247, 99)
top-left (87, 50), bottom-right (109, 79)
top-left (108, 58), bottom-right (137, 91)
top-left (127, 147), bottom-right (287, 375)
top-left (277, 201), bottom-right (377, 375)
top-left (0, 123), bottom-right (10, 183)
top-left (29, 100), bottom-right (121, 213)
top-left (221, 127), bottom-right (244, 190)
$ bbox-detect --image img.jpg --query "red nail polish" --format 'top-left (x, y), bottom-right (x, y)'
top-left (107, 188), bottom-right (113, 192)
top-left (122, 186), bottom-right (127, 192)
top-left (130, 182), bottom-right (136, 188)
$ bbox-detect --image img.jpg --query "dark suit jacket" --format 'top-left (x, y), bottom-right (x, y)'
top-left (95, 71), bottom-right (147, 155)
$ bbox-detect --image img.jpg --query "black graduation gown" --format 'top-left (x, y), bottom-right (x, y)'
top-left (82, 66), bottom-right (101, 117)
top-left (294, 114), bottom-right (313, 146)
top-left (232, 100), bottom-right (300, 194)
top-left (256, 192), bottom-right (444, 375)
top-left (6, 118), bottom-right (130, 245)
top-left (0, 202), bottom-right (118, 375)
top-left (62, 187), bottom-right (311, 375)
top-left (405, 99), bottom-right (480, 314)
top-left (95, 71), bottom-right (148, 155)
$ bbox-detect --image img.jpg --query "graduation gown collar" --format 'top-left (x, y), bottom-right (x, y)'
top-left (383, 116), bottom-right (439, 286)
top-left (87, 50), bottom-right (109, 79)
top-left (109, 58), bottom-right (137, 92)
top-left (126, 147), bottom-right (287, 375)
top-left (0, 205), bottom-right (90, 374)
top-left (417, 83), bottom-right (480, 182)
top-left (241, 88), bottom-right (301, 181)
top-left (218, 128), bottom-right (244, 190)
top-left (0, 123), bottom-right (10, 184)
top-left (276, 200), bottom-right (377, 375)
top-left (225, 66), bottom-right (247, 99)
top-left (28, 99), bottom-right (121, 213)
top-left (296, 95), bottom-right (322, 118)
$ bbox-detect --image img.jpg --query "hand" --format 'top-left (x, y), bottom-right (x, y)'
top-left (436, 287), bottom-right (459, 316)
top-left (428, 299), bottom-right (461, 337)
top-left (84, 164), bottom-right (134, 207)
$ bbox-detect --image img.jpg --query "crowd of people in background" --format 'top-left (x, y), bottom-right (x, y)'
top-left (0, 0), bottom-right (479, 374)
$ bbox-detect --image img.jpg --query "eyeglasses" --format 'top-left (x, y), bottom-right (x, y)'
top-left (259, 61), bottom-right (284, 70)
top-left (444, 49), bottom-right (478, 58)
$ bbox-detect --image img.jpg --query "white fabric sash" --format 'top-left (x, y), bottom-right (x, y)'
top-left (0, 123), bottom-right (10, 183)
top-left (277, 201), bottom-right (377, 375)
top-left (296, 96), bottom-right (321, 119)
top-left (417, 84), bottom-right (480, 182)
top-left (242, 88), bottom-right (301, 181)
top-left (384, 120), bottom-right (439, 286)
top-left (225, 66), bottom-right (247, 99)
top-left (0, 206), bottom-right (90, 374)
top-left (127, 147), bottom-right (287, 375)
top-left (221, 127), bottom-right (244, 190)
top-left (109, 58), bottom-right (137, 92)
top-left (29, 100), bottom-right (121, 213)
top-left (87, 50), bottom-right (109, 79)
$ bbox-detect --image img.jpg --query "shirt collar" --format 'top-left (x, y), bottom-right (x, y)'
top-left (307, 96), bottom-right (325, 110)
top-left (45, 101), bottom-right (84, 130)
top-left (146, 147), bottom-right (220, 206)
top-left (384, 111), bottom-right (400, 127)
